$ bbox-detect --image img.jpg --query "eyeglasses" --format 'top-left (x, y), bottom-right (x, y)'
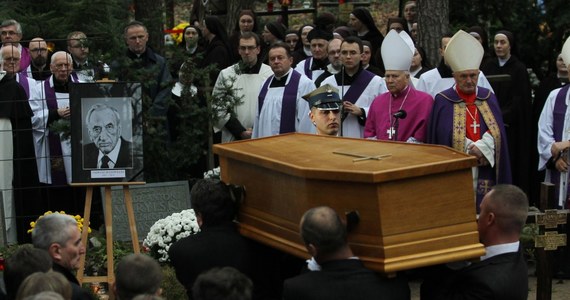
top-left (53, 63), bottom-right (71, 70)
top-left (0, 31), bottom-right (18, 36)
top-left (30, 48), bottom-right (48, 54)
top-left (239, 45), bottom-right (257, 51)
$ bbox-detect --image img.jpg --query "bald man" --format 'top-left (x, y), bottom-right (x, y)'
top-left (283, 206), bottom-right (410, 300)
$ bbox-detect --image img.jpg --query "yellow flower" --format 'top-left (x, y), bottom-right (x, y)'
top-left (28, 211), bottom-right (91, 234)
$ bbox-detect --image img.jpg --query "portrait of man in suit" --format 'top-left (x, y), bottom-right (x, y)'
top-left (83, 103), bottom-right (133, 169)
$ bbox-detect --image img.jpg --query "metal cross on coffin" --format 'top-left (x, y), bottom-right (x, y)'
top-left (333, 151), bottom-right (392, 162)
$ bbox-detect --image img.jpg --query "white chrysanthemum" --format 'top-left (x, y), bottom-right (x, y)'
top-left (143, 209), bottom-right (200, 262)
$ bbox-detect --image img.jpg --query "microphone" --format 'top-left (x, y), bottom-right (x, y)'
top-left (393, 109), bottom-right (407, 119)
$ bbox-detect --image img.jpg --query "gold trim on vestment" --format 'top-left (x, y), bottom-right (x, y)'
top-left (452, 102), bottom-right (466, 152)
top-left (476, 100), bottom-right (501, 179)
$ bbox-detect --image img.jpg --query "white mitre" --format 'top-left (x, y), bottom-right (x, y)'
top-left (381, 29), bottom-right (415, 71)
top-left (562, 37), bottom-right (570, 66)
top-left (444, 30), bottom-right (484, 72)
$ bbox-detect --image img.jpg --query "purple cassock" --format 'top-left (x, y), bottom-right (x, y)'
top-left (364, 86), bottom-right (433, 142)
top-left (428, 86), bottom-right (512, 212)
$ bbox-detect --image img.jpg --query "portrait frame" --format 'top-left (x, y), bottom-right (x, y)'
top-left (70, 82), bottom-right (144, 183)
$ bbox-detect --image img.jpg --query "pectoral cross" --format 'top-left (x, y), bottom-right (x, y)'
top-left (470, 121), bottom-right (480, 134)
top-left (387, 127), bottom-right (395, 139)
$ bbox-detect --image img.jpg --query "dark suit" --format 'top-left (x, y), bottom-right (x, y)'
top-left (283, 259), bottom-right (410, 300)
top-left (168, 222), bottom-right (253, 299)
top-left (83, 138), bottom-right (133, 169)
top-left (52, 263), bottom-right (94, 300)
top-left (420, 249), bottom-right (528, 300)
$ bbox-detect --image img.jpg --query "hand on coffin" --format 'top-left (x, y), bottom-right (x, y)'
top-left (467, 144), bottom-right (489, 166)
top-left (57, 107), bottom-right (70, 119)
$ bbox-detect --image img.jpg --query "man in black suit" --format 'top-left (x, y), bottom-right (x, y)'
top-left (168, 179), bottom-right (253, 299)
top-left (283, 206), bottom-right (410, 300)
top-left (421, 184), bottom-right (529, 300)
top-left (83, 103), bottom-right (132, 169)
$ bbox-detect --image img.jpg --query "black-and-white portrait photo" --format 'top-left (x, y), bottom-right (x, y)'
top-left (70, 82), bottom-right (143, 183)
top-left (82, 101), bottom-right (133, 169)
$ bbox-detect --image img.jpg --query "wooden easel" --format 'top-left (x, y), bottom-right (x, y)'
top-left (71, 182), bottom-right (145, 297)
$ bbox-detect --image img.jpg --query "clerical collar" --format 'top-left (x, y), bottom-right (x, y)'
top-left (274, 69), bottom-right (292, 81)
top-left (240, 59), bottom-right (262, 74)
top-left (336, 66), bottom-right (363, 85)
top-left (303, 47), bottom-right (312, 57)
top-left (311, 57), bottom-right (328, 71)
top-left (270, 69), bottom-right (292, 88)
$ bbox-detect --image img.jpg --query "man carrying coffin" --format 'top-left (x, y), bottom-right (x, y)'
top-left (428, 30), bottom-right (511, 212)
top-left (302, 84), bottom-right (342, 136)
top-left (364, 30), bottom-right (432, 142)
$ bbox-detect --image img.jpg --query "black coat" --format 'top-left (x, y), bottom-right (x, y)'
top-left (482, 56), bottom-right (532, 196)
top-left (52, 263), bottom-right (94, 300)
top-left (168, 222), bottom-right (253, 299)
top-left (283, 259), bottom-right (410, 300)
top-left (420, 249), bottom-right (528, 300)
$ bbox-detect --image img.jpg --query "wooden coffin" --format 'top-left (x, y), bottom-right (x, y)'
top-left (213, 133), bottom-right (485, 274)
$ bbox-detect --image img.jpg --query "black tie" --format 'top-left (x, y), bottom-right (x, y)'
top-left (101, 155), bottom-right (111, 168)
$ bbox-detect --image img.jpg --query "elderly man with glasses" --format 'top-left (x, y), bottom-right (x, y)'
top-left (0, 19), bottom-right (31, 71)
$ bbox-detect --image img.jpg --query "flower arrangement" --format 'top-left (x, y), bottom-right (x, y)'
top-left (28, 211), bottom-right (91, 234)
top-left (203, 167), bottom-right (221, 179)
top-left (143, 209), bottom-right (200, 263)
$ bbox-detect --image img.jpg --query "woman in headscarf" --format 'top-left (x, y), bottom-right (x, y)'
top-left (228, 10), bottom-right (258, 64)
top-left (481, 29), bottom-right (533, 199)
top-left (349, 7), bottom-right (384, 67)
top-left (292, 24), bottom-right (314, 66)
top-left (170, 24), bottom-right (205, 78)
top-left (200, 16), bottom-right (233, 83)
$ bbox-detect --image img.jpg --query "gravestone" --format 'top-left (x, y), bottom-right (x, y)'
top-left (106, 181), bottom-right (191, 241)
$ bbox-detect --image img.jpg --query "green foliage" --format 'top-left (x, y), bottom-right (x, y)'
top-left (160, 264), bottom-right (190, 300)
top-left (49, 119), bottom-right (71, 140)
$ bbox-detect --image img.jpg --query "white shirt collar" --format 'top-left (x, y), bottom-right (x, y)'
top-left (97, 138), bottom-right (122, 168)
top-left (481, 241), bottom-right (519, 261)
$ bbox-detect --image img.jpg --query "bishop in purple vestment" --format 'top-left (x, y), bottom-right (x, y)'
top-left (427, 30), bottom-right (511, 212)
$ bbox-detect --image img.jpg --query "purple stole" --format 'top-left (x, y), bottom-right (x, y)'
top-left (71, 72), bottom-right (79, 82)
top-left (550, 84), bottom-right (570, 208)
top-left (19, 47), bottom-right (31, 71)
top-left (43, 78), bottom-right (69, 184)
top-left (342, 70), bottom-right (375, 104)
top-left (17, 72), bottom-right (30, 99)
top-left (258, 70), bottom-right (302, 134)
top-left (303, 57), bottom-right (313, 79)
